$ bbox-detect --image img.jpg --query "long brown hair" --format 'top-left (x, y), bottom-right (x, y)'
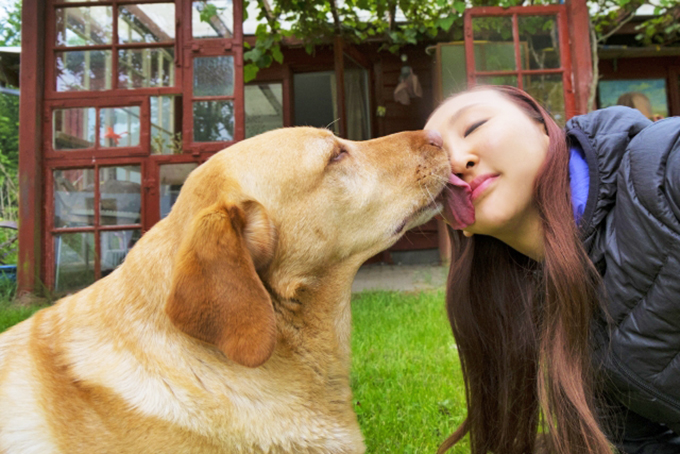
top-left (438, 86), bottom-right (612, 454)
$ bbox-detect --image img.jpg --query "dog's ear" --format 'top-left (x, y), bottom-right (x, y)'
top-left (166, 200), bottom-right (277, 367)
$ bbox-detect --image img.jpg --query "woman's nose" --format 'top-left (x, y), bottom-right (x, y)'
top-left (450, 151), bottom-right (478, 176)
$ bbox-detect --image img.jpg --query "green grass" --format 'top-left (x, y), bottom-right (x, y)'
top-left (0, 287), bottom-right (470, 452)
top-left (351, 290), bottom-right (469, 453)
top-left (0, 280), bottom-right (48, 333)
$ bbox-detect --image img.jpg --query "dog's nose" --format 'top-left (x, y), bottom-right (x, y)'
top-left (425, 130), bottom-right (443, 148)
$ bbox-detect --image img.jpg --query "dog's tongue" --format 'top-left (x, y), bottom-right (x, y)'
top-left (440, 174), bottom-right (475, 230)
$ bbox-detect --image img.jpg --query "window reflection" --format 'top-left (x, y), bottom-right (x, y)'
top-left (245, 83), bottom-right (283, 138)
top-left (524, 74), bottom-right (565, 125)
top-left (56, 50), bottom-right (112, 92)
top-left (344, 56), bottom-right (370, 140)
top-left (99, 166), bottom-right (142, 226)
top-left (118, 4), bottom-right (175, 44)
top-left (160, 164), bottom-right (197, 218)
top-left (54, 232), bottom-right (96, 292)
top-left (193, 56), bottom-right (234, 97)
top-left (518, 16), bottom-right (560, 70)
top-left (472, 17), bottom-right (515, 72)
top-left (151, 96), bottom-right (183, 154)
top-left (193, 100), bottom-right (234, 142)
top-left (56, 6), bottom-right (112, 47)
top-left (192, 1), bottom-right (233, 39)
top-left (53, 108), bottom-right (96, 150)
top-left (118, 47), bottom-right (175, 89)
top-left (99, 106), bottom-right (141, 148)
top-left (101, 230), bottom-right (141, 276)
top-left (54, 168), bottom-right (96, 228)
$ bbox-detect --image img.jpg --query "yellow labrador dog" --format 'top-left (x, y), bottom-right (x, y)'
top-left (0, 127), bottom-right (450, 454)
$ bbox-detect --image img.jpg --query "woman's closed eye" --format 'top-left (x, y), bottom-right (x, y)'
top-left (464, 119), bottom-right (487, 137)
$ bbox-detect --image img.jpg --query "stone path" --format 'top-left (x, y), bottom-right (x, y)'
top-left (351, 264), bottom-right (448, 293)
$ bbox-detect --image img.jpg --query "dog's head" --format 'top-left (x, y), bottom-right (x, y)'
top-left (165, 127), bottom-right (449, 367)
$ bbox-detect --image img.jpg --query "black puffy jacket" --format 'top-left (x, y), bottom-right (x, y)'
top-left (566, 107), bottom-right (680, 434)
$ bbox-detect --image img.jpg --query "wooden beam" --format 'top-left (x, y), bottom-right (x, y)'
top-left (18, 0), bottom-right (46, 296)
top-left (566, 0), bottom-right (593, 114)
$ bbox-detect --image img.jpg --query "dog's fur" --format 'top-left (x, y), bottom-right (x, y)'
top-left (0, 127), bottom-right (449, 454)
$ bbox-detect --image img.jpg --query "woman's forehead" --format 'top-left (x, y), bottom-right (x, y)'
top-left (428, 89), bottom-right (505, 127)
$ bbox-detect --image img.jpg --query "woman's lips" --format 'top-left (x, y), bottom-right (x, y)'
top-left (469, 174), bottom-right (499, 202)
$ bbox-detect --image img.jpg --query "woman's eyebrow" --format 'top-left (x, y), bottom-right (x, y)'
top-left (447, 103), bottom-right (481, 128)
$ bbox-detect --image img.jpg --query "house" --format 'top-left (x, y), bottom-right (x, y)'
top-left (18, 0), bottom-right (595, 294)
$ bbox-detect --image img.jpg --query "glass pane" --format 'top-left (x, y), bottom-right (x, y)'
top-left (118, 47), bottom-right (175, 89)
top-left (99, 106), bottom-right (141, 148)
top-left (55, 6), bottom-right (112, 46)
top-left (524, 74), bottom-right (565, 126)
top-left (119, 3), bottom-right (175, 44)
top-left (518, 15), bottom-right (560, 70)
top-left (598, 79), bottom-right (668, 119)
top-left (293, 71), bottom-right (339, 135)
top-left (476, 75), bottom-right (517, 87)
top-left (56, 50), bottom-right (112, 92)
top-left (151, 96), bottom-right (183, 154)
top-left (439, 43), bottom-right (467, 98)
top-left (193, 100), bottom-right (234, 142)
top-left (54, 168), bottom-right (95, 228)
top-left (245, 83), bottom-right (283, 138)
top-left (54, 232), bottom-right (95, 292)
top-left (192, 0), bottom-right (234, 39)
top-left (344, 55), bottom-right (370, 140)
top-left (99, 166), bottom-right (142, 226)
top-left (160, 164), bottom-right (198, 218)
top-left (472, 17), bottom-right (515, 72)
top-left (193, 56), bottom-right (234, 97)
top-left (101, 230), bottom-right (141, 276)
top-left (53, 108), bottom-right (96, 150)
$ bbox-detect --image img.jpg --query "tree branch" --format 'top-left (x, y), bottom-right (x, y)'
top-left (329, 0), bottom-right (342, 35)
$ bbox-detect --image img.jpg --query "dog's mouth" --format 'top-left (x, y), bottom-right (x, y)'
top-left (393, 195), bottom-right (444, 236)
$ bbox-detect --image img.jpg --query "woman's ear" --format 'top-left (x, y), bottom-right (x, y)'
top-left (165, 201), bottom-right (277, 368)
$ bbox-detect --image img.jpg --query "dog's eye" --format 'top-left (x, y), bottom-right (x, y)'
top-left (330, 147), bottom-right (348, 164)
top-left (464, 119), bottom-right (487, 138)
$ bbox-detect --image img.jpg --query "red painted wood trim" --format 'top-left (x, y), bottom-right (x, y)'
top-left (566, 0), bottom-right (593, 114)
top-left (18, 0), bottom-right (46, 295)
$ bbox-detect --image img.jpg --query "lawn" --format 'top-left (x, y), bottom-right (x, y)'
top-left (0, 288), bottom-right (470, 453)
top-left (0, 280), bottom-right (49, 333)
top-left (351, 290), bottom-right (469, 453)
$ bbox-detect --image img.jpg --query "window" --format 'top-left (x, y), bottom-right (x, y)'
top-left (245, 83), bottom-right (283, 138)
top-left (52, 164), bottom-right (142, 291)
top-left (54, 3), bottom-right (176, 92)
top-left (448, 6), bottom-right (574, 124)
top-left (41, 0), bottom-right (243, 291)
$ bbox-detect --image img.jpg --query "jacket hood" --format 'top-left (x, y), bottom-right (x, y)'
top-left (565, 107), bottom-right (651, 254)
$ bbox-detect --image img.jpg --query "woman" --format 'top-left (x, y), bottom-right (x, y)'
top-left (425, 85), bottom-right (680, 454)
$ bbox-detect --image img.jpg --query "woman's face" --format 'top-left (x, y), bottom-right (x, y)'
top-left (425, 89), bottom-right (550, 252)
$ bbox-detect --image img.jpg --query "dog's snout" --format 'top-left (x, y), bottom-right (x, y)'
top-left (425, 130), bottom-right (443, 148)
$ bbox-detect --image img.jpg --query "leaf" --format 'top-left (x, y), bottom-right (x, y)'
top-left (243, 48), bottom-right (262, 62)
top-left (439, 15), bottom-right (455, 32)
top-left (271, 45), bottom-right (284, 64)
top-left (454, 2), bottom-right (466, 14)
top-left (244, 63), bottom-right (259, 83)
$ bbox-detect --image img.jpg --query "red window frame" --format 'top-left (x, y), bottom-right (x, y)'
top-left (40, 0), bottom-right (244, 291)
top-left (464, 5), bottom-right (576, 119)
